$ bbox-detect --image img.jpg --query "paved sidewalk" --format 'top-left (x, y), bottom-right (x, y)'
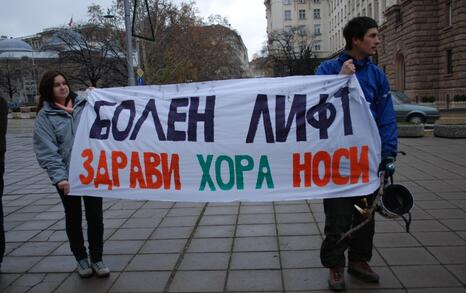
top-left (1, 123), bottom-right (465, 292)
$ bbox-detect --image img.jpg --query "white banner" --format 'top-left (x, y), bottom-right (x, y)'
top-left (69, 75), bottom-right (381, 202)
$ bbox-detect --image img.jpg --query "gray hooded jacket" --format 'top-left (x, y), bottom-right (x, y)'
top-left (33, 94), bottom-right (86, 184)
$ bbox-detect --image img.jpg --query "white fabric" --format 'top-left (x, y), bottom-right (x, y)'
top-left (69, 75), bottom-right (381, 202)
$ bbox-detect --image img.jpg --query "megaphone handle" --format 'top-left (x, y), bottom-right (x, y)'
top-left (401, 212), bottom-right (412, 233)
top-left (336, 175), bottom-right (385, 244)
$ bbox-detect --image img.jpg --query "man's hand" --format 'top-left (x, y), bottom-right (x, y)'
top-left (57, 180), bottom-right (70, 196)
top-left (339, 59), bottom-right (356, 75)
top-left (379, 157), bottom-right (396, 177)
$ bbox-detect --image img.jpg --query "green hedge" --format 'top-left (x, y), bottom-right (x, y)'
top-left (454, 95), bottom-right (466, 102)
top-left (421, 96), bottom-right (435, 103)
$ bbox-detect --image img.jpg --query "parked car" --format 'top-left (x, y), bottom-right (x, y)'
top-left (390, 91), bottom-right (440, 124)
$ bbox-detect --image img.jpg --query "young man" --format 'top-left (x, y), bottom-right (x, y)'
top-left (315, 17), bottom-right (398, 291)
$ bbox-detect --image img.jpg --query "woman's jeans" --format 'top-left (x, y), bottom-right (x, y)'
top-left (56, 186), bottom-right (104, 262)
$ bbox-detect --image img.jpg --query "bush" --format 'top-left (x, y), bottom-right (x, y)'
top-left (421, 96), bottom-right (435, 103)
top-left (454, 95), bottom-right (466, 102)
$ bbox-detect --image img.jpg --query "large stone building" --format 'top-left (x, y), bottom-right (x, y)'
top-left (265, 0), bottom-right (331, 58)
top-left (0, 37), bottom-right (58, 105)
top-left (378, 0), bottom-right (466, 104)
top-left (328, 0), bottom-right (398, 54)
top-left (264, 0), bottom-right (399, 57)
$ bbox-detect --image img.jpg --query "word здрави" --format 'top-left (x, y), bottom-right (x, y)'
top-left (79, 149), bottom-right (180, 191)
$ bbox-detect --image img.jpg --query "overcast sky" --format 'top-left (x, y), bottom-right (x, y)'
top-left (0, 0), bottom-right (267, 60)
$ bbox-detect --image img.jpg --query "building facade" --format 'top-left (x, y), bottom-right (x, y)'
top-left (328, 0), bottom-right (398, 54)
top-left (0, 25), bottom-right (129, 106)
top-left (265, 0), bottom-right (331, 58)
top-left (0, 37), bottom-right (59, 105)
top-left (378, 0), bottom-right (466, 104)
top-left (264, 0), bottom-right (399, 57)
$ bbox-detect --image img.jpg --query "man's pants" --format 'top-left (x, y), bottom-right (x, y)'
top-left (56, 187), bottom-right (104, 262)
top-left (320, 193), bottom-right (376, 268)
top-left (0, 154), bottom-right (5, 264)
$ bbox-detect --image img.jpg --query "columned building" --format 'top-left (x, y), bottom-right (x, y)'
top-left (378, 0), bottom-right (466, 104)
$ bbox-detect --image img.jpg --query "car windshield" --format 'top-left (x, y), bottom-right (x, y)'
top-left (391, 95), bottom-right (402, 105)
top-left (390, 91), bottom-right (411, 104)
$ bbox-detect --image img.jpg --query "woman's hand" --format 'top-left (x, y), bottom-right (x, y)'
top-left (57, 180), bottom-right (70, 195)
top-left (339, 59), bottom-right (356, 75)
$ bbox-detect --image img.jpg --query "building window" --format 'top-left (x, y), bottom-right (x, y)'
top-left (447, 1), bottom-right (453, 26)
top-left (314, 0), bottom-right (320, 3)
top-left (314, 24), bottom-right (321, 35)
top-left (362, 8), bottom-right (366, 16)
top-left (368, 3), bottom-right (372, 17)
top-left (314, 9), bottom-right (320, 19)
top-left (374, 0), bottom-right (380, 22)
top-left (298, 25), bottom-right (307, 35)
top-left (298, 0), bottom-right (305, 4)
top-left (447, 49), bottom-right (453, 74)
top-left (315, 44), bottom-right (321, 51)
top-left (284, 10), bottom-right (292, 21)
top-left (284, 25), bottom-right (292, 32)
top-left (299, 9), bottom-right (306, 20)
top-left (283, 0), bottom-right (291, 5)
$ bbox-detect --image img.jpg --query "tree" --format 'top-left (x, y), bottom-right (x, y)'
top-left (87, 0), bottom-right (249, 84)
top-left (266, 27), bottom-right (320, 76)
top-left (0, 59), bottom-right (22, 101)
top-left (48, 25), bottom-right (127, 88)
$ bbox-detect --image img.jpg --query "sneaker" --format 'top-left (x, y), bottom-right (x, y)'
top-left (328, 267), bottom-right (345, 291)
top-left (348, 261), bottom-right (379, 283)
top-left (77, 259), bottom-right (93, 278)
top-left (91, 261), bottom-right (110, 278)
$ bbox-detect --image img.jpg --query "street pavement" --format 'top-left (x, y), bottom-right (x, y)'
top-left (1, 119), bottom-right (465, 292)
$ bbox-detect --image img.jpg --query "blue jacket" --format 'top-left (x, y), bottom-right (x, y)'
top-left (33, 94), bottom-right (86, 184)
top-left (316, 52), bottom-right (398, 159)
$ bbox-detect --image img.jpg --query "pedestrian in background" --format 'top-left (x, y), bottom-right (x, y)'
top-left (0, 96), bottom-right (8, 272)
top-left (33, 71), bottom-right (110, 278)
top-left (315, 17), bottom-right (398, 291)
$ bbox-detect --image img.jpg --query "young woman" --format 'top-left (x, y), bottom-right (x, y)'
top-left (33, 71), bottom-right (109, 278)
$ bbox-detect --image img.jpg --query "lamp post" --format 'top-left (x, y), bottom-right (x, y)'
top-left (104, 1), bottom-right (135, 86)
top-left (123, 0), bottom-right (135, 86)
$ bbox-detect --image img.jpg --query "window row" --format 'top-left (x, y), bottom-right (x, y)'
top-left (283, 0), bottom-right (321, 5)
top-left (283, 24), bottom-right (321, 35)
top-left (284, 9), bottom-right (320, 20)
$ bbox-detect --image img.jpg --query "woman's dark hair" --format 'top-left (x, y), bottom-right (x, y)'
top-left (343, 17), bottom-right (378, 51)
top-left (37, 71), bottom-right (71, 111)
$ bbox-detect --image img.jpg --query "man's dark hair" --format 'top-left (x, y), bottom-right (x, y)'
top-left (343, 17), bottom-right (378, 51)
